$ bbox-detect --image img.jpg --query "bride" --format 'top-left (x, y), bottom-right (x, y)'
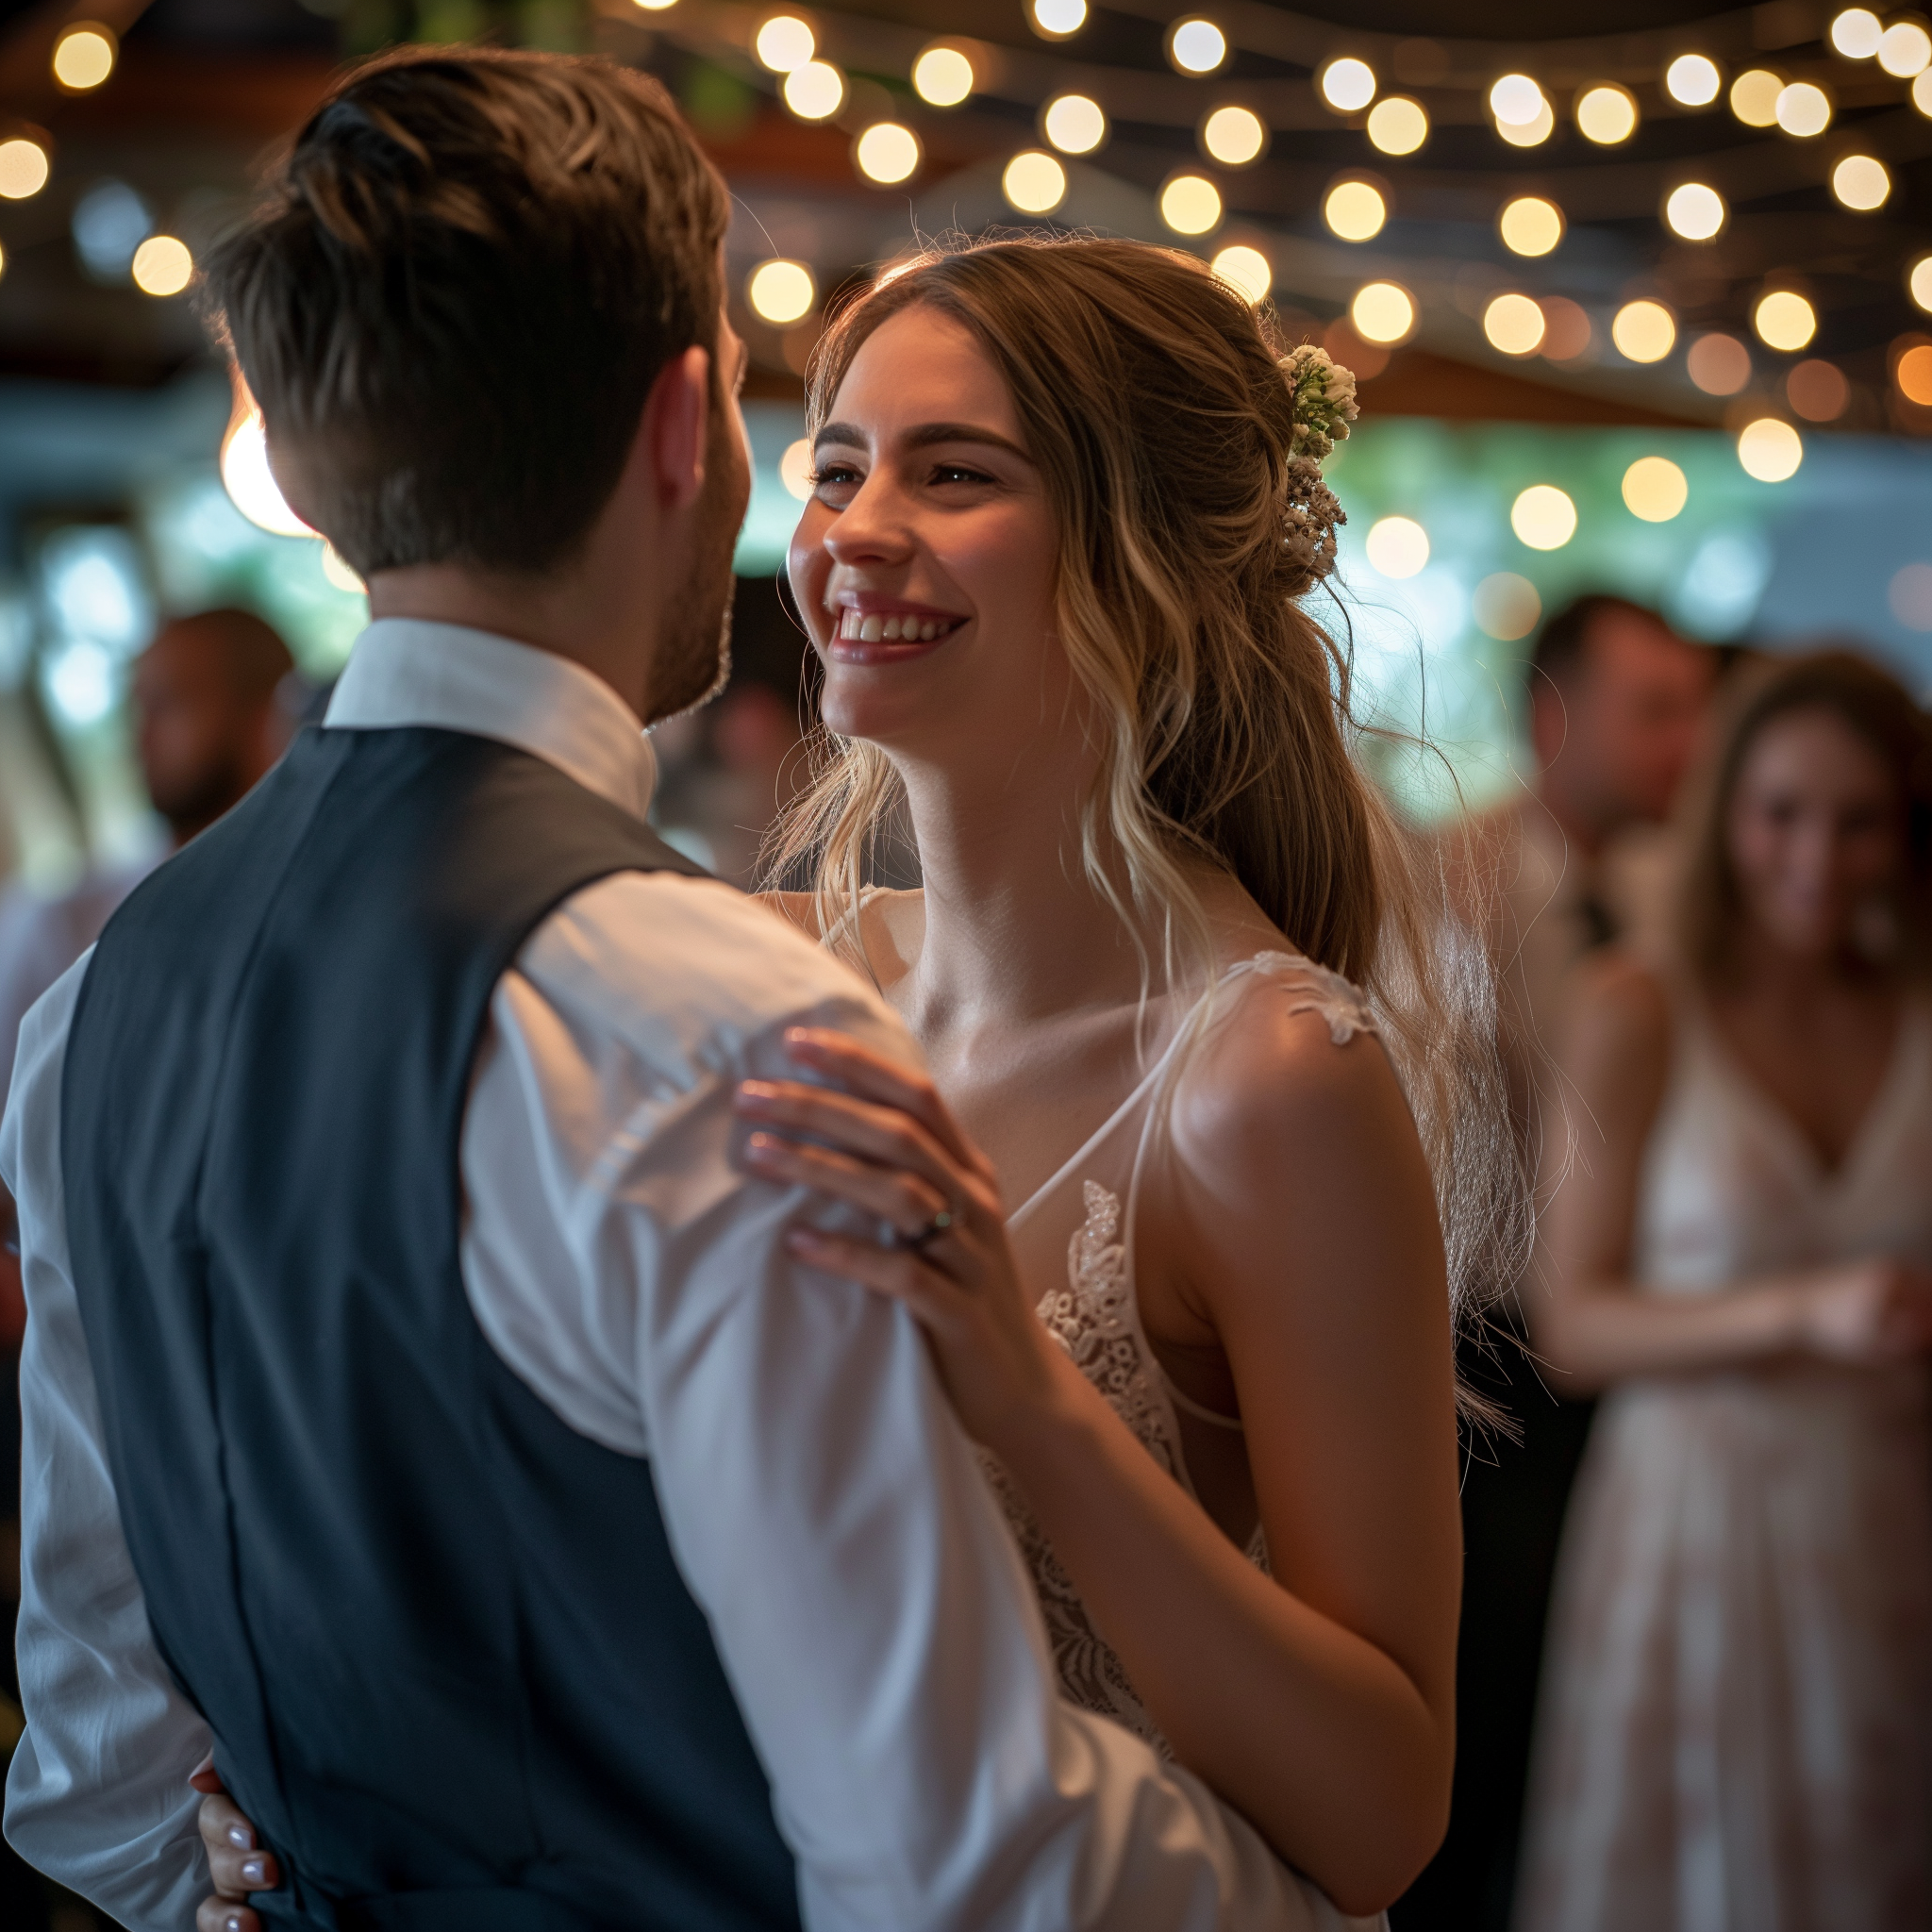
top-left (195, 235), bottom-right (1520, 1924)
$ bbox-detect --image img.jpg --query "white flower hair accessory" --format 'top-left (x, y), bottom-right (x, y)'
top-left (1275, 343), bottom-right (1358, 592)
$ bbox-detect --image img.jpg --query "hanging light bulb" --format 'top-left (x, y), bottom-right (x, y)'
top-left (1201, 105), bottom-right (1266, 165)
top-left (1160, 173), bottom-right (1223, 234)
top-left (1910, 255), bottom-right (1932, 312)
top-left (1879, 21), bottom-right (1932, 75)
top-left (1210, 243), bottom-right (1272, 304)
top-left (1324, 179), bottom-right (1386, 242)
top-left (1042, 93), bottom-right (1107, 154)
top-left (1575, 83), bottom-right (1639, 142)
top-left (911, 44), bottom-right (974, 106)
top-left (854, 124), bottom-right (920, 185)
top-left (1754, 290), bottom-right (1818, 352)
top-left (1612, 299), bottom-right (1676, 362)
top-left (1736, 417), bottom-right (1803, 481)
top-left (1319, 58), bottom-right (1376, 111)
top-left (747, 258), bottom-right (816, 325)
top-left (1510, 484), bottom-right (1577, 550)
top-left (1664, 182), bottom-right (1726, 240)
top-left (1029, 0), bottom-right (1086, 36)
top-left (1774, 80), bottom-right (1832, 135)
top-left (1664, 54), bottom-right (1722, 106)
top-left (755, 15), bottom-right (814, 73)
top-left (1621, 457), bottom-right (1689, 522)
top-left (1483, 293), bottom-right (1547, 356)
top-left (1168, 19), bottom-right (1228, 75)
top-left (1003, 150), bottom-right (1067, 213)
top-left (782, 60), bottom-right (844, 119)
top-left (1729, 69), bottom-right (1783, 125)
top-left (0, 138), bottom-right (49, 200)
top-left (52, 23), bottom-right (115, 92)
top-left (1832, 154), bottom-right (1890, 209)
top-left (1499, 196), bottom-right (1563, 257)
top-left (1489, 74), bottom-right (1544, 125)
top-left (1351, 281), bottom-right (1415, 344)
top-left (1830, 8), bottom-right (1883, 57)
top-left (1366, 96), bottom-right (1427, 153)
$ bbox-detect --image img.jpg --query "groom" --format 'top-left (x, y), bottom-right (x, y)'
top-left (0, 48), bottom-right (1334, 1932)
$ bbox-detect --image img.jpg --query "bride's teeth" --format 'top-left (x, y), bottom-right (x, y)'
top-left (882, 616), bottom-right (902, 641)
top-left (920, 622), bottom-right (938, 641)
top-left (859, 615), bottom-right (884, 642)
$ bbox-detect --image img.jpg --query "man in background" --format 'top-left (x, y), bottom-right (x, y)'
top-left (1395, 593), bottom-right (1714, 1932)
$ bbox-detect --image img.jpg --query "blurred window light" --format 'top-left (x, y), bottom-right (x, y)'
top-left (1755, 289), bottom-right (1817, 351)
top-left (1499, 195), bottom-right (1562, 257)
top-left (1879, 21), bottom-right (1932, 75)
top-left (1510, 484), bottom-right (1576, 550)
top-left (1201, 105), bottom-right (1265, 164)
top-left (1169, 19), bottom-right (1227, 75)
top-left (0, 138), bottom-right (49, 200)
top-left (1688, 331), bottom-right (1752, 393)
top-left (1351, 281), bottom-right (1415, 343)
top-left (1736, 417), bottom-right (1803, 480)
top-left (1029, 0), bottom-right (1086, 36)
top-left (1676, 527), bottom-right (1772, 635)
top-left (1489, 74), bottom-right (1543, 125)
top-left (1889, 561), bottom-right (1932, 629)
top-left (1898, 343), bottom-right (1932, 404)
top-left (131, 234), bottom-right (192, 295)
top-left (1916, 68), bottom-right (1932, 113)
top-left (854, 123), bottom-right (920, 183)
top-left (1483, 292), bottom-right (1546, 356)
top-left (1365, 515), bottom-right (1429, 578)
top-left (1161, 173), bottom-right (1223, 234)
top-left (782, 60), bottom-right (843, 119)
top-left (1496, 97), bottom-right (1554, 145)
top-left (1575, 83), bottom-right (1638, 142)
top-left (73, 179), bottom-right (152, 280)
top-left (1044, 93), bottom-right (1107, 153)
top-left (1473, 572), bottom-right (1541, 641)
top-left (1664, 182), bottom-right (1726, 240)
top-left (1366, 95), bottom-right (1427, 153)
top-left (1912, 256), bottom-right (1932, 311)
top-left (1324, 179), bottom-right (1385, 241)
top-left (912, 44), bottom-right (974, 106)
top-left (1832, 153), bottom-right (1889, 208)
top-left (754, 15), bottom-right (813, 72)
top-left (1622, 456), bottom-right (1689, 522)
top-left (1775, 80), bottom-right (1831, 134)
top-left (1730, 68), bottom-right (1783, 125)
top-left (44, 641), bottom-right (115, 725)
top-left (779, 438), bottom-right (816, 502)
top-left (1611, 299), bottom-right (1676, 363)
top-left (1665, 54), bottom-right (1722, 106)
top-left (222, 412), bottom-right (312, 537)
top-left (321, 544), bottom-right (365, 593)
top-left (1787, 358), bottom-right (1849, 420)
top-left (1830, 8), bottom-right (1883, 56)
top-left (747, 258), bottom-right (816, 324)
top-left (1210, 242), bottom-right (1271, 303)
top-left (1540, 296), bottom-right (1591, 359)
top-left (52, 24), bottom-right (115, 92)
top-left (1319, 58), bottom-right (1376, 111)
top-left (43, 525), bottom-right (150, 655)
top-left (1003, 150), bottom-right (1067, 213)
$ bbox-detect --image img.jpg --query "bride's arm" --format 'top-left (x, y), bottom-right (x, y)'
top-left (737, 1015), bottom-right (1458, 1915)
top-left (1532, 954), bottom-right (1932, 1389)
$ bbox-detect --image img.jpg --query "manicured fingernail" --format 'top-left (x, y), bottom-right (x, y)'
top-left (242, 1857), bottom-right (268, 1885)
top-left (227, 1824), bottom-right (253, 1849)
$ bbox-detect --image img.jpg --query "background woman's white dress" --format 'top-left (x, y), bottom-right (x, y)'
top-left (1516, 991), bottom-right (1932, 1932)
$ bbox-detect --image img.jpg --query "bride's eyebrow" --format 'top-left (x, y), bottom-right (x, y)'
top-left (811, 421), bottom-right (1030, 460)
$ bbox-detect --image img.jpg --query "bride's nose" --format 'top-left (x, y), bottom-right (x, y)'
top-left (822, 477), bottom-right (917, 568)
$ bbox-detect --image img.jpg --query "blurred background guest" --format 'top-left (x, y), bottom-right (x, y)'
top-left (1518, 651), bottom-right (1932, 1931)
top-left (1401, 595), bottom-right (1713, 1931)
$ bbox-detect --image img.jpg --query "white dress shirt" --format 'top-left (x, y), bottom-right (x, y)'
top-left (2, 620), bottom-right (1344, 1932)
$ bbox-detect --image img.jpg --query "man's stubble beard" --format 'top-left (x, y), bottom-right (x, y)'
top-left (645, 413), bottom-right (748, 727)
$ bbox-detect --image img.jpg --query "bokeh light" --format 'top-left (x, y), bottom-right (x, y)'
top-left (1665, 54), bottom-right (1722, 106)
top-left (1832, 154), bottom-right (1889, 208)
top-left (1351, 281), bottom-right (1415, 344)
top-left (1496, 98), bottom-right (1555, 146)
top-left (1489, 74), bottom-right (1544, 125)
top-left (1324, 179), bottom-right (1386, 242)
top-left (1029, 0), bottom-right (1086, 37)
top-left (1474, 572), bottom-right (1541, 640)
top-left (1729, 69), bottom-right (1783, 125)
top-left (1161, 173), bottom-right (1223, 234)
top-left (1169, 19), bottom-right (1227, 75)
top-left (1201, 105), bottom-right (1265, 165)
top-left (912, 44), bottom-right (974, 106)
top-left (1755, 290), bottom-right (1818, 352)
top-left (1366, 96), bottom-right (1427, 154)
top-left (1511, 484), bottom-right (1577, 550)
top-left (1622, 456), bottom-right (1688, 522)
top-left (1483, 293), bottom-right (1546, 356)
top-left (854, 123), bottom-right (920, 184)
top-left (782, 61), bottom-right (844, 119)
top-left (1003, 150), bottom-right (1067, 213)
top-left (747, 258), bottom-right (816, 325)
top-left (1879, 20), bottom-right (1932, 75)
top-left (1043, 93), bottom-right (1107, 154)
top-left (1912, 256), bottom-right (1932, 312)
top-left (1688, 332), bottom-right (1752, 394)
top-left (1787, 358), bottom-right (1849, 420)
top-left (1499, 196), bottom-right (1562, 257)
top-left (131, 234), bottom-right (192, 296)
top-left (1611, 300), bottom-right (1676, 363)
top-left (1664, 182), bottom-right (1726, 240)
top-left (52, 24), bottom-right (115, 92)
top-left (1365, 515), bottom-right (1429, 578)
top-left (1775, 80), bottom-right (1831, 135)
top-left (755, 15), bottom-right (814, 72)
top-left (1210, 243), bottom-right (1271, 304)
top-left (1736, 417), bottom-right (1803, 481)
top-left (222, 412), bottom-right (312, 537)
top-left (780, 438), bottom-right (815, 501)
top-left (0, 138), bottom-right (50, 200)
top-left (1320, 58), bottom-right (1376, 111)
top-left (1575, 83), bottom-right (1638, 143)
top-left (1897, 343), bottom-right (1932, 405)
top-left (1831, 8), bottom-right (1882, 57)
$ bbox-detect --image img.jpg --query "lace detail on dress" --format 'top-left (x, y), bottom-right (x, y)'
top-left (1245, 948), bottom-right (1379, 1046)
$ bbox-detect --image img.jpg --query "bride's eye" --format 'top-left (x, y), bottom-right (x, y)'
top-left (812, 462), bottom-right (863, 497)
top-left (929, 462), bottom-right (996, 487)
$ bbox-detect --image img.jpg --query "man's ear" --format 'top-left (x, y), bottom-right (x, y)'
top-left (640, 345), bottom-right (711, 513)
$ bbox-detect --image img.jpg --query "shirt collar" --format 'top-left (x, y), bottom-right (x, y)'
top-left (324, 619), bottom-right (658, 822)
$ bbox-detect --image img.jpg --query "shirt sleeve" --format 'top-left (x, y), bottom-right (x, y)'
top-left (1, 957), bottom-right (215, 1932)
top-left (466, 875), bottom-right (1354, 1932)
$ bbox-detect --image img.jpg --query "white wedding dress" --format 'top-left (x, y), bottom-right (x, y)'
top-left (1515, 990), bottom-right (1932, 1932)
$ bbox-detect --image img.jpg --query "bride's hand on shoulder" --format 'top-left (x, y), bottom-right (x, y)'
top-left (734, 1029), bottom-right (1065, 1448)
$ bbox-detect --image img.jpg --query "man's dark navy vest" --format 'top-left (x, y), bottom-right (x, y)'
top-left (60, 724), bottom-right (803, 1932)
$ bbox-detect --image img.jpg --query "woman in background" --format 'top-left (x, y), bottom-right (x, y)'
top-left (1517, 651), bottom-right (1932, 1932)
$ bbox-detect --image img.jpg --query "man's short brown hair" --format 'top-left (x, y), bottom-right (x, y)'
top-left (203, 49), bottom-right (728, 577)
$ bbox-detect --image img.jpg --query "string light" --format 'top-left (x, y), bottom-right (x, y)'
top-left (1774, 81), bottom-right (1831, 135)
top-left (1319, 58), bottom-right (1376, 111)
top-left (1688, 332), bottom-right (1752, 394)
top-left (1003, 150), bottom-right (1067, 213)
top-left (747, 258), bottom-right (816, 325)
top-left (1911, 257), bottom-right (1932, 311)
top-left (52, 24), bottom-right (114, 92)
top-left (1830, 8), bottom-right (1882, 57)
top-left (1497, 98), bottom-right (1554, 147)
top-left (912, 45), bottom-right (974, 106)
top-left (754, 15), bottom-right (814, 72)
top-left (1665, 55), bottom-right (1722, 106)
top-left (1612, 300), bottom-right (1675, 363)
top-left (1511, 485), bottom-right (1576, 550)
top-left (1575, 83), bottom-right (1638, 143)
top-left (1916, 69), bottom-right (1932, 114)
top-left (0, 138), bottom-right (50, 200)
top-left (1324, 179), bottom-right (1386, 241)
top-left (854, 123), bottom-right (920, 184)
top-left (131, 234), bottom-right (192, 295)
top-left (1043, 94), bottom-right (1107, 154)
top-left (1622, 456), bottom-right (1688, 522)
top-left (1351, 281), bottom-right (1415, 344)
top-left (1489, 74), bottom-right (1544, 125)
top-left (1499, 197), bottom-right (1562, 257)
top-left (1832, 154), bottom-right (1890, 208)
top-left (1897, 343), bottom-right (1932, 405)
top-left (1028, 0), bottom-right (1086, 37)
top-left (1168, 19), bottom-right (1227, 75)
top-left (1880, 21), bottom-right (1932, 75)
top-left (1664, 182), bottom-right (1726, 241)
top-left (1201, 105), bottom-right (1266, 165)
top-left (1365, 516), bottom-right (1429, 578)
top-left (1211, 243), bottom-right (1272, 304)
top-left (1729, 69), bottom-right (1782, 125)
top-left (1737, 418), bottom-right (1803, 481)
top-left (1484, 293), bottom-right (1546, 356)
top-left (1755, 289), bottom-right (1817, 351)
top-left (1366, 96), bottom-right (1427, 153)
top-left (1160, 173), bottom-right (1223, 234)
top-left (782, 61), bottom-right (843, 119)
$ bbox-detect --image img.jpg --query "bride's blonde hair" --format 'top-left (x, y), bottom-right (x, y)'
top-left (768, 234), bottom-right (1524, 1344)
